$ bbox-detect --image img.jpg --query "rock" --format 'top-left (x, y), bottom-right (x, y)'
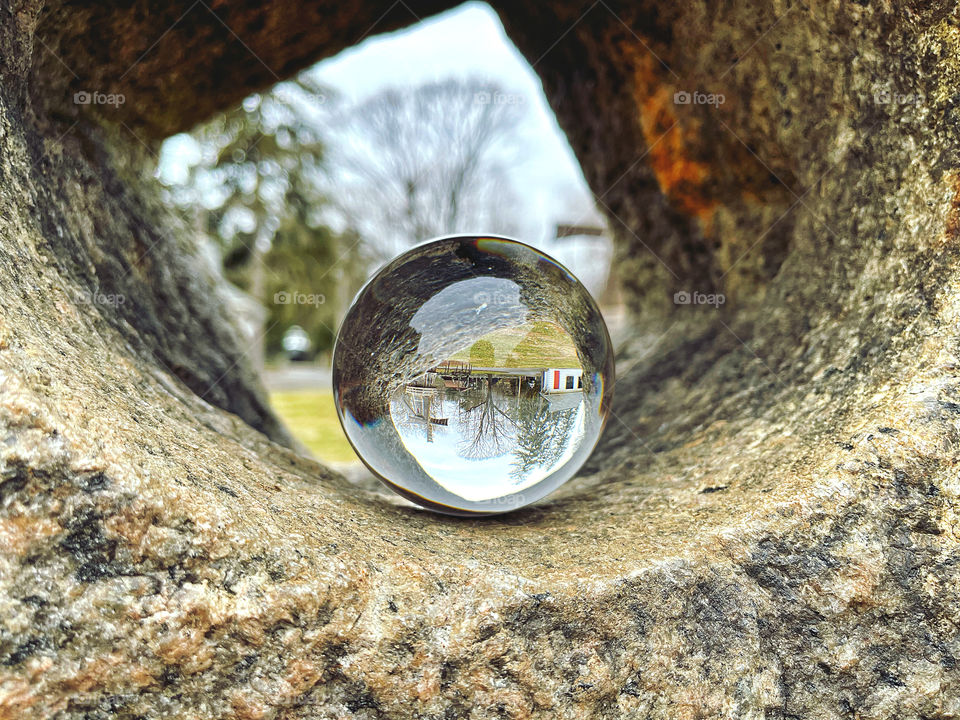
top-left (1, 0), bottom-right (959, 718)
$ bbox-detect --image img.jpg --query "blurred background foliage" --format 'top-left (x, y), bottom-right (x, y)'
top-left (161, 74), bottom-right (526, 362)
top-left (155, 5), bottom-right (614, 464)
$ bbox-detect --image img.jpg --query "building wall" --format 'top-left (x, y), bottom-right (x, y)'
top-left (542, 368), bottom-right (583, 393)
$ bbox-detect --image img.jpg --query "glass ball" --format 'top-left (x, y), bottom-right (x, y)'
top-left (332, 235), bottom-right (614, 515)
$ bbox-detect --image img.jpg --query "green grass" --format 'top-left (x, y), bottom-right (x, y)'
top-left (448, 321), bottom-right (581, 369)
top-left (269, 390), bottom-right (358, 464)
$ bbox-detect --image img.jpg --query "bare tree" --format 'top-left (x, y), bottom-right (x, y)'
top-left (458, 378), bottom-right (516, 460)
top-left (328, 78), bottom-right (526, 254)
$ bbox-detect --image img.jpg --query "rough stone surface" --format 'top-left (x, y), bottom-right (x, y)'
top-left (2, 0), bottom-right (960, 718)
top-left (30, 0), bottom-right (457, 137)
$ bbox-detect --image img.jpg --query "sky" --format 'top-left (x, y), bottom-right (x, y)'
top-left (304, 1), bottom-right (590, 234)
top-left (157, 1), bottom-right (613, 296)
top-left (391, 389), bottom-right (586, 502)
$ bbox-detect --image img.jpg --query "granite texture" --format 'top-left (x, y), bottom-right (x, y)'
top-left (2, 0), bottom-right (960, 718)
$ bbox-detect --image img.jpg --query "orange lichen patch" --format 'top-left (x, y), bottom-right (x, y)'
top-left (624, 43), bottom-right (719, 232)
top-left (127, 665), bottom-right (157, 689)
top-left (0, 515), bottom-right (60, 555)
top-left (149, 588), bottom-right (224, 675)
top-left (229, 689), bottom-right (268, 720)
top-left (59, 653), bottom-right (127, 693)
top-left (415, 653), bottom-right (441, 702)
top-left (0, 674), bottom-right (40, 720)
top-left (283, 657), bottom-right (324, 698)
top-left (103, 500), bottom-right (158, 552)
top-left (156, 625), bottom-right (215, 675)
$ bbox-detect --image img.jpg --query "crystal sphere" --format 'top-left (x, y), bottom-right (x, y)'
top-left (332, 235), bottom-right (614, 515)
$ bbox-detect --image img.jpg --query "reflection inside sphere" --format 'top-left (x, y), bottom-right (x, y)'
top-left (391, 320), bottom-right (587, 502)
top-left (333, 236), bottom-right (614, 515)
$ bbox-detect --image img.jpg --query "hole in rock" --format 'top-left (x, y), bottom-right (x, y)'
top-left (156, 2), bottom-right (624, 494)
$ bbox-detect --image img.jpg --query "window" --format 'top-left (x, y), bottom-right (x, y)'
top-left (565, 375), bottom-right (575, 389)
top-left (577, 376), bottom-right (582, 389)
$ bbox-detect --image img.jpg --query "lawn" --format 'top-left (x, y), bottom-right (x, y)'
top-left (448, 320), bottom-right (581, 369)
top-left (269, 390), bottom-right (359, 464)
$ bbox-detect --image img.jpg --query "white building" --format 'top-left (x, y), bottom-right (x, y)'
top-left (542, 368), bottom-right (583, 394)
